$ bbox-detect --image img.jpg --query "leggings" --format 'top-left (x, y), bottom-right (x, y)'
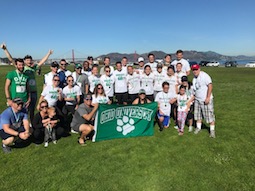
top-left (177, 111), bottom-right (187, 132)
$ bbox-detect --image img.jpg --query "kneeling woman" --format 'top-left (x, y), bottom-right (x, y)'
top-left (70, 94), bottom-right (99, 145)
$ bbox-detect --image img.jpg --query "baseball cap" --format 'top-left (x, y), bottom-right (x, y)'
top-left (51, 61), bottom-right (59, 68)
top-left (139, 89), bottom-right (146, 94)
top-left (138, 57), bottom-right (144, 63)
top-left (157, 63), bottom-right (163, 68)
top-left (12, 97), bottom-right (24, 105)
top-left (84, 94), bottom-right (92, 100)
top-left (191, 64), bottom-right (200, 70)
top-left (181, 76), bottom-right (188, 82)
top-left (75, 63), bottom-right (82, 69)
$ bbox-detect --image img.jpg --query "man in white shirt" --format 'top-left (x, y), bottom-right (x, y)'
top-left (155, 81), bottom-right (177, 131)
top-left (126, 65), bottom-right (141, 104)
top-left (171, 50), bottom-right (191, 76)
top-left (191, 64), bottom-right (216, 138)
top-left (100, 57), bottom-right (114, 76)
top-left (145, 53), bottom-right (158, 72)
top-left (113, 62), bottom-right (128, 105)
top-left (163, 54), bottom-right (172, 70)
top-left (121, 57), bottom-right (128, 74)
top-left (100, 66), bottom-right (115, 102)
top-left (140, 65), bottom-right (155, 101)
top-left (44, 62), bottom-right (60, 87)
top-left (58, 59), bottom-right (72, 88)
top-left (153, 63), bottom-right (167, 98)
top-left (136, 57), bottom-right (145, 75)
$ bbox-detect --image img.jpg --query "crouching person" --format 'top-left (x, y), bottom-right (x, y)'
top-left (0, 98), bottom-right (31, 153)
top-left (70, 94), bottom-right (98, 146)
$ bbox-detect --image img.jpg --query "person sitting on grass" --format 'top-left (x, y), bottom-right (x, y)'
top-left (132, 89), bottom-right (151, 105)
top-left (0, 98), bottom-right (31, 153)
top-left (155, 82), bottom-right (177, 131)
top-left (176, 85), bottom-right (193, 136)
top-left (43, 107), bottom-right (58, 148)
top-left (70, 94), bottom-right (99, 146)
top-left (92, 84), bottom-right (111, 104)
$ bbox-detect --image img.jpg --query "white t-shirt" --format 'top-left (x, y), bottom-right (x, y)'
top-left (113, 69), bottom-right (127, 93)
top-left (88, 74), bottom-right (101, 93)
top-left (155, 91), bottom-right (177, 116)
top-left (136, 67), bottom-right (144, 75)
top-left (82, 69), bottom-right (92, 77)
top-left (153, 70), bottom-right (167, 91)
top-left (41, 85), bottom-right (62, 107)
top-left (145, 62), bottom-right (158, 72)
top-left (100, 74), bottom-right (115, 97)
top-left (126, 73), bottom-right (141, 94)
top-left (177, 94), bottom-right (190, 112)
top-left (140, 73), bottom-right (154, 95)
top-left (165, 74), bottom-right (178, 94)
top-left (92, 94), bottom-right (109, 104)
top-left (192, 71), bottom-right (213, 102)
top-left (175, 71), bottom-right (186, 85)
top-left (62, 85), bottom-right (82, 105)
top-left (44, 72), bottom-right (56, 86)
top-left (171, 58), bottom-right (191, 73)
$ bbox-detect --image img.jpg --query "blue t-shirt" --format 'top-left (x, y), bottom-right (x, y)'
top-left (0, 107), bottom-right (28, 130)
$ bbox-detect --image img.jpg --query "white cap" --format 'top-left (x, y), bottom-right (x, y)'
top-left (138, 57), bottom-right (144, 62)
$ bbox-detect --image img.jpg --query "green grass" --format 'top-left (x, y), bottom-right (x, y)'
top-left (0, 66), bottom-right (255, 191)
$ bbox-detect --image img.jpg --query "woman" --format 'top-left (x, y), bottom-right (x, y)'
top-left (100, 66), bottom-right (114, 102)
top-left (140, 65), bottom-right (155, 101)
top-left (32, 99), bottom-right (64, 144)
top-left (62, 75), bottom-right (82, 115)
top-left (132, 89), bottom-right (151, 105)
top-left (92, 84), bottom-right (111, 104)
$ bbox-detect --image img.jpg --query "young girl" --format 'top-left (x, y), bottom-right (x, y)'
top-left (175, 63), bottom-right (186, 85)
top-left (92, 84), bottom-right (111, 104)
top-left (177, 85), bottom-right (193, 135)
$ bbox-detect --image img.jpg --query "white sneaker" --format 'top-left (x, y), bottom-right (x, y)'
top-left (53, 140), bottom-right (57, 144)
top-left (71, 129), bottom-right (78, 134)
top-left (188, 126), bottom-right (193, 132)
top-left (174, 125), bottom-right (179, 130)
top-left (44, 142), bottom-right (48, 148)
top-left (209, 130), bottom-right (216, 138)
top-left (194, 128), bottom-right (201, 134)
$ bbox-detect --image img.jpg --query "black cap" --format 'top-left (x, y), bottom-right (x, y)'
top-left (12, 97), bottom-right (24, 105)
top-left (51, 61), bottom-right (59, 68)
top-left (181, 76), bottom-right (188, 82)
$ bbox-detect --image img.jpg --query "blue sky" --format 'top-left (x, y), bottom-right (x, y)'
top-left (1, 0), bottom-right (254, 59)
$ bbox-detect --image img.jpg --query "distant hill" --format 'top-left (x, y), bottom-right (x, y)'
top-left (97, 50), bottom-right (255, 63)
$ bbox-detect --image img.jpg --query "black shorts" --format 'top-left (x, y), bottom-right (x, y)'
top-left (0, 126), bottom-right (25, 140)
top-left (62, 105), bottom-right (76, 115)
top-left (146, 94), bottom-right (154, 102)
top-left (128, 93), bottom-right (138, 104)
top-left (115, 92), bottom-right (128, 104)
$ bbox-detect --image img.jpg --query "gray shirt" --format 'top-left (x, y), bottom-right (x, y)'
top-left (70, 104), bottom-right (94, 127)
top-left (73, 72), bottom-right (89, 95)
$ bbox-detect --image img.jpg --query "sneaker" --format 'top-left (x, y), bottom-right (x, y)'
top-left (188, 126), bottom-right (193, 132)
top-left (2, 144), bottom-right (11, 153)
top-left (174, 125), bottom-right (179, 130)
top-left (209, 130), bottom-right (216, 138)
top-left (44, 142), bottom-right (49, 148)
top-left (194, 128), bottom-right (201, 134)
top-left (71, 129), bottom-right (78, 134)
top-left (53, 140), bottom-right (57, 144)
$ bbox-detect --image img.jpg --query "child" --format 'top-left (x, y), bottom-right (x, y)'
top-left (177, 85), bottom-right (193, 136)
top-left (175, 63), bottom-right (186, 85)
top-left (44, 107), bottom-right (58, 147)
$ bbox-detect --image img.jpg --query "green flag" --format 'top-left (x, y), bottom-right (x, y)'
top-left (92, 102), bottom-right (158, 142)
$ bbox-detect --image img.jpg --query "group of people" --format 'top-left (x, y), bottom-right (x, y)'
top-left (0, 43), bottom-right (216, 153)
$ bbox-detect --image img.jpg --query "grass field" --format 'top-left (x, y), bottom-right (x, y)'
top-left (0, 65), bottom-right (255, 191)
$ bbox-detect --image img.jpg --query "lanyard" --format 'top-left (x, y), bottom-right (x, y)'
top-left (76, 74), bottom-right (81, 83)
top-left (162, 92), bottom-right (169, 107)
top-left (12, 108), bottom-right (20, 122)
top-left (16, 70), bottom-right (24, 84)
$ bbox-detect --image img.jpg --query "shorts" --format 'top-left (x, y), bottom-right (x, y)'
top-left (157, 112), bottom-right (170, 127)
top-left (115, 92), bottom-right (128, 104)
top-left (194, 99), bottom-right (215, 123)
top-left (71, 121), bottom-right (94, 133)
top-left (146, 94), bottom-right (154, 102)
top-left (128, 93), bottom-right (138, 104)
top-left (0, 126), bottom-right (25, 140)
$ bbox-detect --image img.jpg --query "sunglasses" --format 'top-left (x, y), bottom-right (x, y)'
top-left (98, 87), bottom-right (103, 90)
top-left (68, 80), bottom-right (74, 82)
top-left (105, 70), bottom-right (110, 72)
top-left (41, 105), bottom-right (48, 109)
top-left (85, 98), bottom-right (92, 101)
top-left (60, 64), bottom-right (67, 66)
top-left (54, 79), bottom-right (60, 82)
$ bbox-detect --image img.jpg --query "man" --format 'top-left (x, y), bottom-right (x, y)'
top-left (0, 98), bottom-right (31, 153)
top-left (136, 57), bottom-right (145, 75)
top-left (70, 94), bottom-right (99, 145)
top-left (140, 65), bottom-right (155, 102)
top-left (153, 63), bottom-right (167, 98)
top-left (100, 66), bottom-right (114, 102)
top-left (121, 57), bottom-right (128, 74)
top-left (5, 58), bottom-right (30, 108)
top-left (145, 53), bottom-right (158, 72)
top-left (82, 60), bottom-right (92, 77)
top-left (155, 82), bottom-right (177, 131)
top-left (113, 61), bottom-right (128, 105)
top-left (191, 64), bottom-right (216, 138)
top-left (58, 59), bottom-right (72, 88)
top-left (87, 56), bottom-right (94, 68)
top-left (44, 61), bottom-right (61, 87)
top-left (1, 43), bottom-right (53, 121)
top-left (171, 50), bottom-right (191, 75)
top-left (100, 57), bottom-right (114, 76)
top-left (126, 65), bottom-right (141, 104)
top-left (72, 63), bottom-right (89, 100)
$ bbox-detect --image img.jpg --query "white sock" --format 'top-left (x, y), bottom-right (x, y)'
top-left (2, 144), bottom-right (6, 148)
top-left (196, 122), bottom-right (202, 130)
top-left (210, 125), bottom-right (215, 131)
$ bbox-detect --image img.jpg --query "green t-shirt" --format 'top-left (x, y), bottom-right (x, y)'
top-left (24, 64), bottom-right (39, 92)
top-left (6, 70), bottom-right (29, 102)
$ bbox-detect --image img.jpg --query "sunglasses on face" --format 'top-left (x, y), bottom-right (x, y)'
top-left (60, 64), bottom-right (67, 66)
top-left (54, 79), bottom-right (60, 82)
top-left (41, 105), bottom-right (48, 109)
top-left (98, 87), bottom-right (103, 90)
top-left (68, 80), bottom-right (74, 82)
top-left (85, 98), bottom-right (92, 101)
top-left (105, 70), bottom-right (110, 72)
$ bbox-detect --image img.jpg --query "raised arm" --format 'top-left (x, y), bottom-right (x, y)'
top-left (37, 50), bottom-right (54, 67)
top-left (1, 43), bottom-right (15, 65)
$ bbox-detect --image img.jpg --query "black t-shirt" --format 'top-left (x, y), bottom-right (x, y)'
top-left (32, 112), bottom-right (44, 129)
